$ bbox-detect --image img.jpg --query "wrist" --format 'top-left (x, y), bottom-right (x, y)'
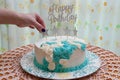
top-left (15, 13), bottom-right (25, 25)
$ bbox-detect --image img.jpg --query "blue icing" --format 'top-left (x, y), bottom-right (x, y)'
top-left (46, 42), bottom-right (56, 45)
top-left (53, 41), bottom-right (77, 61)
top-left (42, 58), bottom-right (49, 70)
top-left (81, 44), bottom-right (86, 51)
top-left (34, 58), bottom-right (47, 71)
top-left (40, 42), bottom-right (56, 47)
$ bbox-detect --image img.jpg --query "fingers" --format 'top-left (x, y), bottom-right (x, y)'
top-left (35, 14), bottom-right (46, 28)
top-left (17, 24), bottom-right (35, 29)
top-left (17, 24), bottom-right (25, 28)
top-left (33, 21), bottom-right (44, 32)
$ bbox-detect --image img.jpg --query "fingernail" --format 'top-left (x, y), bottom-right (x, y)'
top-left (41, 29), bottom-right (46, 32)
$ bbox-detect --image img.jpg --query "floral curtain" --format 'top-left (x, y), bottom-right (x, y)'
top-left (0, 0), bottom-right (120, 56)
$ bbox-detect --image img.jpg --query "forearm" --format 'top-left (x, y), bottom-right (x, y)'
top-left (0, 8), bottom-right (22, 25)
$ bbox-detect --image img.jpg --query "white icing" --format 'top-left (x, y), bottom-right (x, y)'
top-left (57, 42), bottom-right (63, 46)
top-left (75, 44), bottom-right (81, 49)
top-left (45, 55), bottom-right (53, 63)
top-left (48, 62), bottom-right (55, 70)
top-left (45, 48), bottom-right (53, 56)
top-left (59, 59), bottom-right (68, 65)
top-left (60, 49), bottom-right (85, 68)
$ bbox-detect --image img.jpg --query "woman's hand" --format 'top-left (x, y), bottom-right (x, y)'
top-left (17, 13), bottom-right (46, 32)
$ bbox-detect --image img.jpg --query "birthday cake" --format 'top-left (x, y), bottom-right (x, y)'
top-left (34, 36), bottom-right (87, 72)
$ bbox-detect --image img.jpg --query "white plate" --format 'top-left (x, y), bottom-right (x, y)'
top-left (20, 51), bottom-right (101, 80)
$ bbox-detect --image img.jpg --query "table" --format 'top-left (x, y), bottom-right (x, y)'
top-left (0, 44), bottom-right (120, 80)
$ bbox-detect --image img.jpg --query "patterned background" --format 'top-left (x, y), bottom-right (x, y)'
top-left (0, 0), bottom-right (120, 56)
